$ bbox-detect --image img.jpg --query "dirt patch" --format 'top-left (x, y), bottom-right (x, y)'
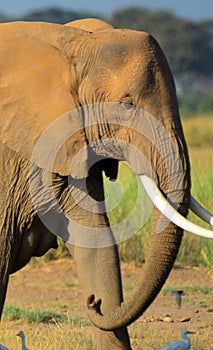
top-left (2, 259), bottom-right (213, 349)
top-left (6, 259), bottom-right (213, 322)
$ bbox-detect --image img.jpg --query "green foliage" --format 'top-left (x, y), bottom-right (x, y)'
top-left (179, 93), bottom-right (213, 117)
top-left (17, 7), bottom-right (103, 24)
top-left (3, 305), bottom-right (89, 325)
top-left (0, 13), bottom-right (8, 22)
top-left (3, 305), bottom-right (68, 323)
top-left (104, 163), bottom-right (152, 264)
top-left (20, 7), bottom-right (79, 24)
top-left (7, 7), bottom-right (103, 25)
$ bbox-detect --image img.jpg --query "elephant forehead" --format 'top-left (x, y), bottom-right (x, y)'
top-left (83, 51), bottom-right (148, 101)
top-left (84, 31), bottom-right (155, 97)
top-left (96, 29), bottom-right (151, 61)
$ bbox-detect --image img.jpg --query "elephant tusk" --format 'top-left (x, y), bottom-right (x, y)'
top-left (141, 175), bottom-right (213, 239)
top-left (190, 196), bottom-right (213, 226)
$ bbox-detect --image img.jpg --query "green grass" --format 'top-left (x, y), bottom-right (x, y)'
top-left (3, 305), bottom-right (89, 325)
top-left (105, 162), bottom-right (152, 264)
top-left (178, 114), bottom-right (213, 266)
top-left (3, 305), bottom-right (67, 323)
top-left (163, 284), bottom-right (212, 297)
top-left (182, 113), bottom-right (213, 147)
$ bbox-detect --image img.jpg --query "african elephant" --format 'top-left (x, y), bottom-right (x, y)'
top-left (0, 20), bottom-right (212, 350)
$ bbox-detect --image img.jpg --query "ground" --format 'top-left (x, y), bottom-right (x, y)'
top-left (1, 259), bottom-right (212, 349)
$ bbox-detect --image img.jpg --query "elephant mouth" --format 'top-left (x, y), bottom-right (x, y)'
top-left (141, 175), bottom-right (213, 238)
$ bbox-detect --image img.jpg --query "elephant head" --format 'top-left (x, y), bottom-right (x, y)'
top-left (75, 28), bottom-right (212, 330)
top-left (0, 20), bottom-right (212, 348)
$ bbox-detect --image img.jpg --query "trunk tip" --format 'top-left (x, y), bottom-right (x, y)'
top-left (87, 294), bottom-right (102, 312)
top-left (87, 294), bottom-right (95, 308)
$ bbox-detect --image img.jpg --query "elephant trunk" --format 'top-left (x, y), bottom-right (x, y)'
top-left (87, 209), bottom-right (185, 330)
top-left (87, 127), bottom-right (191, 330)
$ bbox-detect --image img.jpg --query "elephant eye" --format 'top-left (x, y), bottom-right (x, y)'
top-left (125, 102), bottom-right (134, 109)
top-left (119, 99), bottom-right (134, 109)
top-left (118, 101), bottom-right (134, 121)
top-left (120, 93), bottom-right (134, 108)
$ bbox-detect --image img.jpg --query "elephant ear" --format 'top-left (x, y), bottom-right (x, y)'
top-left (0, 29), bottom-right (88, 178)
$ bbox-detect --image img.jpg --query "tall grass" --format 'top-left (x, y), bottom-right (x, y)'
top-left (105, 163), bottom-right (152, 264)
top-left (177, 114), bottom-right (213, 266)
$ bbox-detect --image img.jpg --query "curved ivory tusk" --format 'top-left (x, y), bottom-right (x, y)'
top-left (141, 175), bottom-right (213, 239)
top-left (190, 196), bottom-right (213, 226)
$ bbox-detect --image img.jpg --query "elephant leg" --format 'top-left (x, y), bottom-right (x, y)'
top-left (68, 243), bottom-right (132, 350)
top-left (0, 227), bottom-right (15, 319)
top-left (0, 274), bottom-right (9, 320)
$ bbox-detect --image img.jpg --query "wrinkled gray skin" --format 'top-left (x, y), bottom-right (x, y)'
top-left (0, 19), bottom-right (191, 349)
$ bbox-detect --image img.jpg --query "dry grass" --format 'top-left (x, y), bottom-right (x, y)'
top-left (1, 260), bottom-right (212, 349)
top-left (0, 323), bottom-right (95, 349)
top-left (1, 318), bottom-right (213, 349)
top-left (182, 113), bottom-right (213, 147)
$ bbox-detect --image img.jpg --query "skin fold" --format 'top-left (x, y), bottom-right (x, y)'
top-left (0, 19), bottom-right (191, 349)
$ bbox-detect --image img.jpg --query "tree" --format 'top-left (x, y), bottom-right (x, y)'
top-left (20, 7), bottom-right (79, 24)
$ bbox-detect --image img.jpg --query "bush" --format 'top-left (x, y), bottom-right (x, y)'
top-left (179, 93), bottom-right (213, 117)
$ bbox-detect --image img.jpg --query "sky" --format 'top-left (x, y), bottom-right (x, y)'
top-left (0, 0), bottom-right (213, 21)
